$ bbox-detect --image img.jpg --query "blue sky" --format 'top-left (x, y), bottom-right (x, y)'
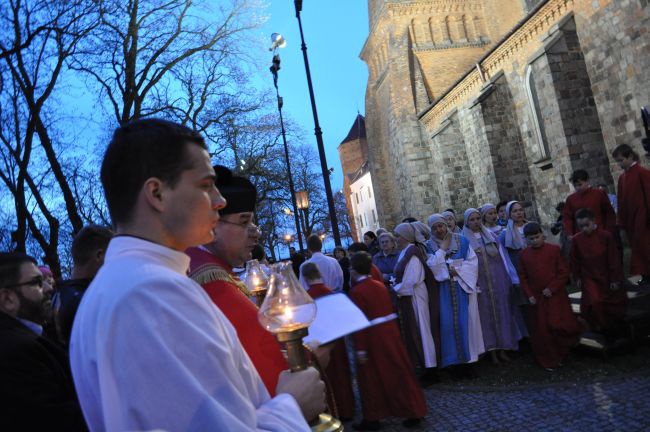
top-left (257, 2), bottom-right (369, 192)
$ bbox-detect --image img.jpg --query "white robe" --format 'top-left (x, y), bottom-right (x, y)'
top-left (392, 252), bottom-right (437, 367)
top-left (427, 247), bottom-right (485, 363)
top-left (70, 236), bottom-right (309, 432)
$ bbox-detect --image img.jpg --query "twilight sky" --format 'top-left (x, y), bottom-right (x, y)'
top-left (257, 1), bottom-right (370, 192)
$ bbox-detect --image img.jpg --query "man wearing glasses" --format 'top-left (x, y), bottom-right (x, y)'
top-left (0, 252), bottom-right (86, 430)
top-left (187, 166), bottom-right (290, 397)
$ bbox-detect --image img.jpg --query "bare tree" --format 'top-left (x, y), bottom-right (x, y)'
top-left (0, 0), bottom-right (100, 275)
top-left (334, 190), bottom-right (353, 245)
top-left (71, 0), bottom-right (264, 150)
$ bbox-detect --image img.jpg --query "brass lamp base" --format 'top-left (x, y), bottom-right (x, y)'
top-left (275, 328), bottom-right (344, 431)
top-left (310, 413), bottom-right (343, 432)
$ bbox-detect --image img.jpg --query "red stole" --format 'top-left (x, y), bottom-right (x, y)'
top-left (186, 247), bottom-right (287, 395)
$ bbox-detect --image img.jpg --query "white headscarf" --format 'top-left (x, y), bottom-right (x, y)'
top-left (479, 203), bottom-right (496, 223)
top-left (462, 208), bottom-right (499, 257)
top-left (427, 213), bottom-right (461, 254)
top-left (394, 222), bottom-right (429, 244)
top-left (504, 200), bottom-right (527, 250)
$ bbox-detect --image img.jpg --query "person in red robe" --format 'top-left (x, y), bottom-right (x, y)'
top-left (518, 222), bottom-right (582, 370)
top-left (349, 252), bottom-right (427, 431)
top-left (563, 169), bottom-right (617, 238)
top-left (301, 262), bottom-right (355, 420)
top-left (348, 242), bottom-right (384, 285)
top-left (570, 208), bottom-right (627, 334)
top-left (612, 144), bottom-right (650, 284)
top-left (187, 166), bottom-right (288, 395)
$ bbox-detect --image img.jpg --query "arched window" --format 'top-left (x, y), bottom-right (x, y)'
top-left (525, 65), bottom-right (550, 159)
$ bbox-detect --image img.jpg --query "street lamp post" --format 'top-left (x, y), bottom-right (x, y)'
top-left (293, 1), bottom-right (341, 247)
top-left (295, 190), bottom-right (309, 243)
top-left (270, 33), bottom-right (304, 252)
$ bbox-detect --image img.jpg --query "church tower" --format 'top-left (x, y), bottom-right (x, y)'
top-left (360, 0), bottom-right (530, 227)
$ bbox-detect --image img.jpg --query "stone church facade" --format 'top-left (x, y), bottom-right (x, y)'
top-left (361, 0), bottom-right (650, 229)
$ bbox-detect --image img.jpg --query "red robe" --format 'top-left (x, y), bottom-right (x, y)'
top-left (186, 247), bottom-right (287, 395)
top-left (570, 228), bottom-right (627, 330)
top-left (519, 243), bottom-right (581, 368)
top-left (563, 187), bottom-right (616, 237)
top-left (616, 162), bottom-right (650, 276)
top-left (370, 264), bottom-right (384, 284)
top-left (349, 277), bottom-right (426, 421)
top-left (306, 283), bottom-right (355, 419)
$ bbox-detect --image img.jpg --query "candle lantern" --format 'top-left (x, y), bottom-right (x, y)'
top-left (258, 262), bottom-right (342, 431)
top-left (244, 259), bottom-right (269, 307)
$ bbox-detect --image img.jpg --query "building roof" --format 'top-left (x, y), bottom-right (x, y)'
top-left (347, 160), bottom-right (371, 184)
top-left (340, 114), bottom-right (366, 145)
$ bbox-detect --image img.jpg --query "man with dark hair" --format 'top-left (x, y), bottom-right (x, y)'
top-left (55, 225), bottom-right (114, 346)
top-left (519, 222), bottom-right (581, 370)
top-left (570, 207), bottom-right (627, 334)
top-left (290, 246), bottom-right (306, 277)
top-left (299, 234), bottom-right (343, 292)
top-left (70, 119), bottom-right (321, 431)
top-left (0, 252), bottom-right (86, 430)
top-left (612, 143), bottom-right (650, 285)
top-left (187, 166), bottom-right (289, 396)
top-left (348, 242), bottom-right (384, 284)
top-left (562, 169), bottom-right (616, 239)
top-left (348, 252), bottom-right (426, 430)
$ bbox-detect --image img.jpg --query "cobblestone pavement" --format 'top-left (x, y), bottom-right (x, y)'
top-left (342, 373), bottom-right (650, 431)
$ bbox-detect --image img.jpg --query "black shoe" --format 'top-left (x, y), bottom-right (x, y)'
top-left (402, 418), bottom-right (422, 428)
top-left (352, 420), bottom-right (381, 431)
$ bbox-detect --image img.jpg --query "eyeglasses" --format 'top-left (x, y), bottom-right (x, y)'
top-left (219, 219), bottom-right (260, 234)
top-left (5, 276), bottom-right (44, 290)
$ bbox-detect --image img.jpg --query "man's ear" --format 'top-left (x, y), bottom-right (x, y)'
top-left (0, 288), bottom-right (19, 316)
top-left (143, 177), bottom-right (165, 213)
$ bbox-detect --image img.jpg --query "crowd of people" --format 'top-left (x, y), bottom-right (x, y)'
top-left (0, 117), bottom-right (648, 431)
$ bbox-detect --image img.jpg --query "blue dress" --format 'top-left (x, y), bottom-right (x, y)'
top-left (437, 237), bottom-right (472, 367)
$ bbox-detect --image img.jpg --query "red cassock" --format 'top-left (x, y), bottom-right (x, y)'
top-left (519, 243), bottom-right (581, 369)
top-left (370, 264), bottom-right (384, 285)
top-left (563, 187), bottom-right (617, 237)
top-left (186, 248), bottom-right (287, 395)
top-left (306, 283), bottom-right (355, 419)
top-left (616, 162), bottom-right (650, 276)
top-left (349, 277), bottom-right (427, 421)
top-left (571, 228), bottom-right (627, 330)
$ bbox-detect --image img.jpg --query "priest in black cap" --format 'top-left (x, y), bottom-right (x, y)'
top-left (186, 166), bottom-right (290, 395)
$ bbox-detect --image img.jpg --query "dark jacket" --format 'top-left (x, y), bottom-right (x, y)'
top-left (55, 278), bottom-right (92, 347)
top-left (0, 311), bottom-right (87, 430)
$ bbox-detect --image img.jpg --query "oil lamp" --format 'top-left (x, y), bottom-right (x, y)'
top-left (258, 262), bottom-right (342, 431)
top-left (244, 259), bottom-right (269, 307)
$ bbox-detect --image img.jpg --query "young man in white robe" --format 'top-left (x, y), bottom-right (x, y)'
top-left (69, 119), bottom-right (325, 431)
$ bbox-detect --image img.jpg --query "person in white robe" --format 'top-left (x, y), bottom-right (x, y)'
top-left (392, 222), bottom-right (441, 384)
top-left (69, 119), bottom-right (324, 431)
top-left (426, 214), bottom-right (485, 371)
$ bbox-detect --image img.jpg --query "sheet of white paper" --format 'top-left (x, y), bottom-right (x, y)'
top-left (303, 293), bottom-right (371, 345)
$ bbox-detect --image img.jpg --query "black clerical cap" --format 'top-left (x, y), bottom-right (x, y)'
top-left (214, 165), bottom-right (257, 215)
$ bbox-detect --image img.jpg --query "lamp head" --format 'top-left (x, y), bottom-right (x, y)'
top-left (270, 33), bottom-right (286, 51)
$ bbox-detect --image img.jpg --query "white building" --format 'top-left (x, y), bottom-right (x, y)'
top-left (349, 162), bottom-right (380, 240)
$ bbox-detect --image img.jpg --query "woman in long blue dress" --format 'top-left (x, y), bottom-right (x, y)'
top-left (426, 214), bottom-right (484, 371)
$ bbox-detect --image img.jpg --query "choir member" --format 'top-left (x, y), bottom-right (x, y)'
top-left (463, 208), bottom-right (524, 364)
top-left (349, 252), bottom-right (427, 431)
top-left (518, 222), bottom-right (581, 370)
top-left (570, 208), bottom-right (627, 334)
top-left (612, 144), bottom-right (650, 285)
top-left (426, 214), bottom-right (484, 373)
